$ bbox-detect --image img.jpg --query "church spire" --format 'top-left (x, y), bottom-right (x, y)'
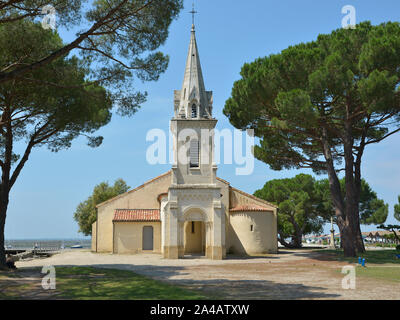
top-left (174, 7), bottom-right (212, 119)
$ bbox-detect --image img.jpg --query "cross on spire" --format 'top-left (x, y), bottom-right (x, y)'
top-left (189, 2), bottom-right (197, 26)
top-left (176, 4), bottom-right (212, 119)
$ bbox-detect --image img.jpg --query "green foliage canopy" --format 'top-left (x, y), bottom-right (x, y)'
top-left (0, 1), bottom-right (183, 267)
top-left (254, 174), bottom-right (329, 247)
top-left (315, 178), bottom-right (388, 225)
top-left (394, 196), bottom-right (400, 222)
top-left (224, 21), bottom-right (400, 256)
top-left (0, 0), bottom-right (184, 105)
top-left (255, 174), bottom-right (387, 248)
top-left (378, 196), bottom-right (400, 243)
top-left (224, 21), bottom-right (400, 173)
top-left (74, 179), bottom-right (130, 236)
top-left (0, 20), bottom-right (114, 188)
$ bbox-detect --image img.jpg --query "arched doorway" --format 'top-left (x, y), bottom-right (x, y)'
top-left (182, 208), bottom-right (207, 257)
top-left (142, 226), bottom-right (154, 251)
top-left (184, 221), bottom-right (205, 255)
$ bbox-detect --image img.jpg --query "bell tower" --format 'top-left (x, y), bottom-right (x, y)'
top-left (171, 21), bottom-right (217, 186)
top-left (162, 17), bottom-right (225, 260)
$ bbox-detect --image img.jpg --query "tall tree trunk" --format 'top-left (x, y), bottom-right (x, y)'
top-left (0, 191), bottom-right (9, 268)
top-left (339, 222), bottom-right (356, 257)
top-left (0, 106), bottom-right (12, 268)
top-left (322, 127), bottom-right (357, 257)
top-left (354, 147), bottom-right (366, 254)
top-left (343, 120), bottom-right (365, 255)
top-left (327, 195), bottom-right (357, 257)
top-left (278, 231), bottom-right (300, 249)
top-left (0, 107), bottom-right (37, 268)
top-left (0, 221), bottom-right (5, 268)
top-left (354, 222), bottom-right (365, 253)
top-left (291, 233), bottom-right (302, 248)
top-left (289, 215), bottom-right (303, 248)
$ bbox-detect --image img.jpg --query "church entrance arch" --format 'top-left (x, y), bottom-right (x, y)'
top-left (183, 208), bottom-right (206, 256)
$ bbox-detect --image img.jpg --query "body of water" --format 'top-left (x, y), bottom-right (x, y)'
top-left (4, 239), bottom-right (91, 250)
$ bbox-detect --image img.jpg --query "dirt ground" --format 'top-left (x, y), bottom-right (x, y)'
top-left (3, 249), bottom-right (399, 300)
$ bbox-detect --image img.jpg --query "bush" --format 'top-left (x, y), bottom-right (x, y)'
top-left (396, 244), bottom-right (400, 251)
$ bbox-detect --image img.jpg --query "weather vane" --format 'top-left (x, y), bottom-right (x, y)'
top-left (189, 2), bottom-right (197, 25)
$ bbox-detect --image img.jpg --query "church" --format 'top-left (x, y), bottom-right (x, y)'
top-left (91, 23), bottom-right (278, 260)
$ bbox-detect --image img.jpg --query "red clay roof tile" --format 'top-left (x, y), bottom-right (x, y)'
top-left (113, 209), bottom-right (161, 222)
top-left (230, 204), bottom-right (271, 212)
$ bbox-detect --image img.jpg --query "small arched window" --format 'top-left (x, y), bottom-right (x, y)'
top-left (191, 104), bottom-right (197, 118)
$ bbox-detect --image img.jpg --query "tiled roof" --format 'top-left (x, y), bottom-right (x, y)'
top-left (113, 209), bottom-right (161, 222)
top-left (362, 230), bottom-right (392, 237)
top-left (230, 204), bottom-right (271, 212)
top-left (229, 187), bottom-right (278, 209)
top-left (216, 177), bottom-right (230, 185)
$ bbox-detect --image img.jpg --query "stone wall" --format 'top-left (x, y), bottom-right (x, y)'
top-left (226, 187), bottom-right (278, 254)
top-left (113, 222), bottom-right (161, 254)
top-left (229, 211), bottom-right (277, 254)
top-left (91, 221), bottom-right (97, 252)
top-left (95, 171), bottom-right (170, 253)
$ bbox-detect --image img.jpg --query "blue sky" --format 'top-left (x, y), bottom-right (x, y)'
top-left (5, 0), bottom-right (400, 239)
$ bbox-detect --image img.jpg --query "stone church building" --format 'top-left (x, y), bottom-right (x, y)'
top-left (91, 24), bottom-right (278, 260)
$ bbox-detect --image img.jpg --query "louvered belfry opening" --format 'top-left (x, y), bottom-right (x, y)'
top-left (189, 139), bottom-right (200, 168)
top-left (191, 104), bottom-right (197, 118)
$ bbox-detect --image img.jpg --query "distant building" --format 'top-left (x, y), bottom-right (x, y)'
top-left (362, 231), bottom-right (399, 243)
top-left (305, 230), bottom-right (399, 245)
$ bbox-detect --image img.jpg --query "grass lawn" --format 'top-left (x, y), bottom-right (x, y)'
top-left (355, 266), bottom-right (400, 282)
top-left (0, 282), bottom-right (32, 300)
top-left (318, 249), bottom-right (400, 283)
top-left (0, 266), bottom-right (214, 300)
top-left (319, 249), bottom-right (400, 264)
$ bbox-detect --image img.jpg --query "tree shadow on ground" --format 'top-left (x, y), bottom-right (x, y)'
top-left (288, 250), bottom-right (337, 260)
top-left (6, 260), bottom-right (344, 300)
top-left (178, 251), bottom-right (291, 260)
top-left (224, 254), bottom-right (280, 260)
top-left (224, 249), bottom-right (333, 261)
top-left (174, 278), bottom-right (340, 300)
top-left (29, 263), bottom-right (340, 300)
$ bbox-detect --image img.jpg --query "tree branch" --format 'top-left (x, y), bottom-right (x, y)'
top-left (365, 127), bottom-right (400, 145)
top-left (9, 120), bottom-right (56, 188)
top-left (0, 0), bottom-right (155, 84)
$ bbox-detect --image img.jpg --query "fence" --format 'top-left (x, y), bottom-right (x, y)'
top-left (32, 242), bottom-right (62, 254)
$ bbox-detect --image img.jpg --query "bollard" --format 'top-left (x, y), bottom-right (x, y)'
top-left (358, 257), bottom-right (362, 264)
top-left (361, 258), bottom-right (366, 267)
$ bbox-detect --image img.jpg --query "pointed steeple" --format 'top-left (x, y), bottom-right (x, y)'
top-left (174, 24), bottom-right (213, 119)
